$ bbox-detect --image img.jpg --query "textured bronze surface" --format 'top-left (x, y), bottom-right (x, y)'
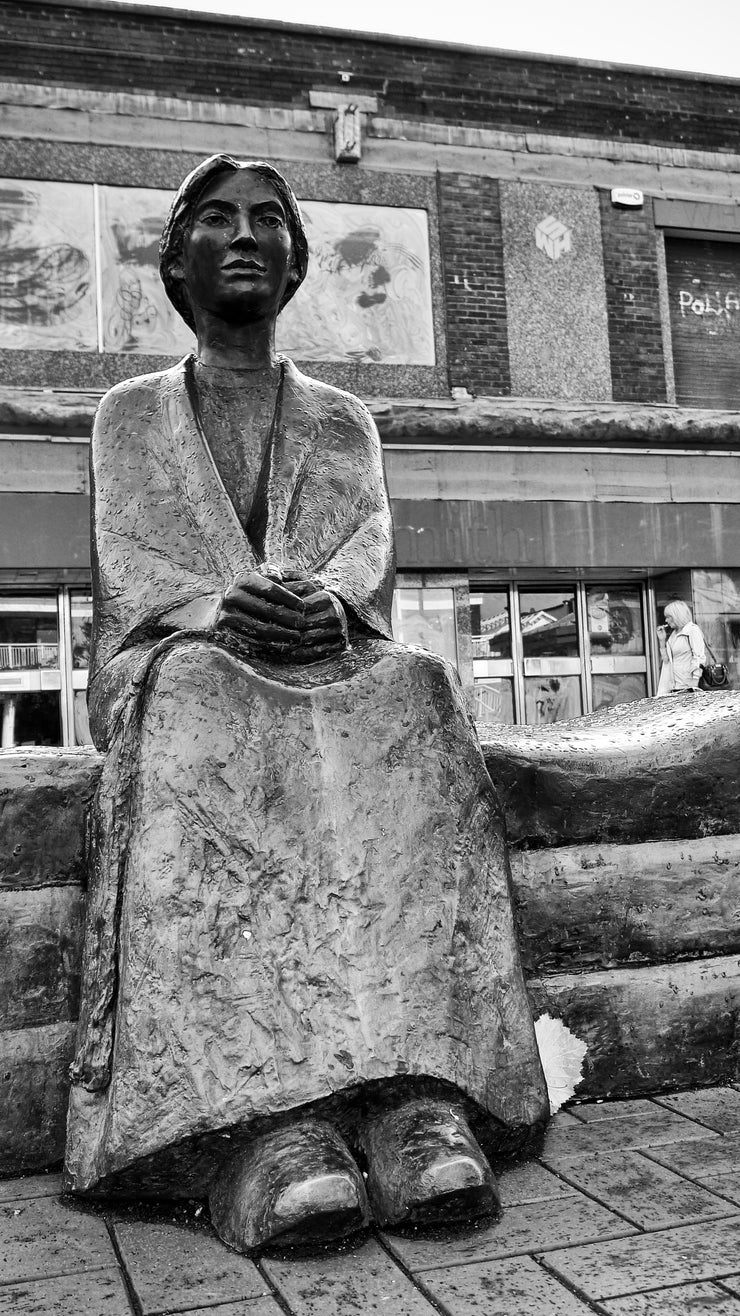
top-left (64, 156), bottom-right (547, 1241)
top-left (481, 691), bottom-right (740, 849)
top-left (209, 1120), bottom-right (369, 1252)
top-left (361, 1098), bottom-right (500, 1228)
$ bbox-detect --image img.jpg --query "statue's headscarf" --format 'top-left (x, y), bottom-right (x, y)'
top-left (159, 155), bottom-right (309, 331)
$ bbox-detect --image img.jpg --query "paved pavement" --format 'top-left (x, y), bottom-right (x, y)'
top-left (1, 1085), bottom-right (740, 1315)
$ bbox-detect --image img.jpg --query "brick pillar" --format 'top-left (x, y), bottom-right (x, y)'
top-left (437, 173), bottom-right (511, 397)
top-left (599, 191), bottom-right (667, 403)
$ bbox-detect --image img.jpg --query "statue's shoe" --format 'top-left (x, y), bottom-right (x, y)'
top-left (209, 1119), bottom-right (370, 1253)
top-left (361, 1097), bottom-right (500, 1228)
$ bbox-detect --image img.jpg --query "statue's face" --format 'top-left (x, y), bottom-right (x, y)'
top-left (175, 169), bottom-right (295, 323)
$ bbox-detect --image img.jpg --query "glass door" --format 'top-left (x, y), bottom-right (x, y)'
top-left (586, 586), bottom-right (649, 712)
top-left (472, 581), bottom-right (651, 725)
top-left (520, 587), bottom-right (583, 724)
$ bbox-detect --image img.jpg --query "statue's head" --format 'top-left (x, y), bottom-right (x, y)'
top-left (159, 155), bottom-right (309, 331)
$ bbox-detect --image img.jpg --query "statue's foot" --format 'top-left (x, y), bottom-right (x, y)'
top-left (208, 1119), bottom-right (369, 1253)
top-left (361, 1097), bottom-right (500, 1228)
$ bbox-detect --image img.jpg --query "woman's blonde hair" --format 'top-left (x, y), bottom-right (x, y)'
top-left (665, 600), bottom-right (693, 630)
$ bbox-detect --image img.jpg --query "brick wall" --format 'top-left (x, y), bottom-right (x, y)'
top-left (2, 0), bottom-right (740, 152)
top-left (438, 174), bottom-right (510, 397)
top-left (599, 193), bottom-right (667, 404)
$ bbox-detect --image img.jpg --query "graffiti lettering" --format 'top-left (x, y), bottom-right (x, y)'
top-left (678, 288), bottom-right (740, 319)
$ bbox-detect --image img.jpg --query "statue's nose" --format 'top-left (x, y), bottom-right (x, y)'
top-left (231, 214), bottom-right (258, 247)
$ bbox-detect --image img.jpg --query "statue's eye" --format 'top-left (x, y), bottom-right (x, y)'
top-left (199, 210), bottom-right (229, 226)
top-left (258, 213), bottom-right (284, 228)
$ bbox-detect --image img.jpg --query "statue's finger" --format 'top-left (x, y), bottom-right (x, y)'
top-left (299, 621), bottom-right (343, 645)
top-left (230, 573), bottom-right (304, 612)
top-left (218, 611), bottom-right (301, 643)
top-left (225, 593), bottom-right (306, 629)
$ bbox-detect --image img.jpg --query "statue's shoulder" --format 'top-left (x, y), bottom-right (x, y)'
top-left (94, 360), bottom-right (186, 428)
top-left (283, 359), bottom-right (377, 438)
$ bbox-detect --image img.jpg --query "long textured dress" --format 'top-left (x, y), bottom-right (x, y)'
top-left (64, 354), bottom-right (548, 1196)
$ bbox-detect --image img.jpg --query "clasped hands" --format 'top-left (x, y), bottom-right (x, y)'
top-left (216, 569), bottom-right (348, 664)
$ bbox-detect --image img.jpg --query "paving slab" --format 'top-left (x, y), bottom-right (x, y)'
top-left (551, 1148), bottom-right (736, 1229)
top-left (653, 1088), bottom-right (740, 1133)
top-left (262, 1235), bottom-right (438, 1315)
top-left (599, 1281), bottom-right (740, 1313)
top-left (569, 1100), bottom-right (662, 1124)
top-left (419, 1253), bottom-right (596, 1314)
top-left (111, 1218), bottom-right (268, 1315)
top-left (498, 1161), bottom-right (579, 1208)
top-left (0, 1174), bottom-right (62, 1203)
top-left (0, 1266), bottom-right (132, 1315)
top-left (0, 1194), bottom-right (116, 1283)
top-left (644, 1131), bottom-right (740, 1178)
top-left (542, 1110), bottom-right (718, 1163)
top-left (722, 1276), bottom-right (740, 1298)
top-left (698, 1174), bottom-right (740, 1207)
top-left (382, 1192), bottom-right (636, 1271)
top-left (542, 1215), bottom-right (740, 1301)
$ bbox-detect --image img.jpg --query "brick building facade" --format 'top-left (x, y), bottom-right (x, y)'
top-left (2, 0), bottom-right (740, 743)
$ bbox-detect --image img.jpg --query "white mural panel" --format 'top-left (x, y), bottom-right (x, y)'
top-left (0, 179), bottom-right (97, 350)
top-left (277, 201), bottom-right (435, 365)
top-left (0, 182), bottom-right (437, 367)
top-left (98, 186), bottom-right (194, 356)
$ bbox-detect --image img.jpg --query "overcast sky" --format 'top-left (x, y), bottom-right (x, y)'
top-left (124, 0), bottom-right (740, 80)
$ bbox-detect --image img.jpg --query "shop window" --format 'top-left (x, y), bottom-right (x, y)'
top-left (0, 595), bottom-right (59, 671)
top-left (391, 588), bottom-right (457, 666)
top-left (691, 570), bottom-right (740, 691)
top-left (0, 588), bottom-right (94, 749)
top-left (71, 592), bottom-right (92, 669)
top-left (1, 692), bottom-right (62, 748)
top-left (665, 236), bottom-right (740, 408)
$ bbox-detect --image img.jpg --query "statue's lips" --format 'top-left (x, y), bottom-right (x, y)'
top-left (220, 261), bottom-right (267, 277)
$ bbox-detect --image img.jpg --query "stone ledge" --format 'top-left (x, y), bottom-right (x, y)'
top-left (3, 385), bottom-right (740, 448)
top-left (0, 747), bottom-right (101, 888)
top-left (480, 691), bottom-right (740, 849)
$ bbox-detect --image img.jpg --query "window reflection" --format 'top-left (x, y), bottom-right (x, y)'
top-left (1, 692), bottom-right (61, 747)
top-left (473, 678), bottom-right (514, 724)
top-left (587, 589), bottom-right (644, 656)
top-left (392, 588), bottom-right (457, 665)
top-left (520, 591), bottom-right (579, 658)
top-left (71, 592), bottom-right (93, 670)
top-left (470, 591), bottom-right (511, 659)
top-left (691, 569), bottom-right (740, 691)
top-left (0, 595), bottom-right (59, 670)
top-left (592, 672), bottom-right (647, 711)
top-left (524, 675), bottom-right (582, 724)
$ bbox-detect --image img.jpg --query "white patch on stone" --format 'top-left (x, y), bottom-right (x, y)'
top-left (534, 1013), bottom-right (588, 1114)
top-left (535, 214), bottom-right (572, 261)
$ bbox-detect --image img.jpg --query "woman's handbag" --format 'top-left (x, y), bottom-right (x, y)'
top-left (699, 641), bottom-right (729, 690)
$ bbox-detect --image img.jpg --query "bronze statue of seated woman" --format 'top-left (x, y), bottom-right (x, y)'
top-left (64, 155), bottom-right (549, 1252)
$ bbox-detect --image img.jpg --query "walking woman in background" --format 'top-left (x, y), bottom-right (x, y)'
top-left (657, 600), bottom-right (707, 695)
